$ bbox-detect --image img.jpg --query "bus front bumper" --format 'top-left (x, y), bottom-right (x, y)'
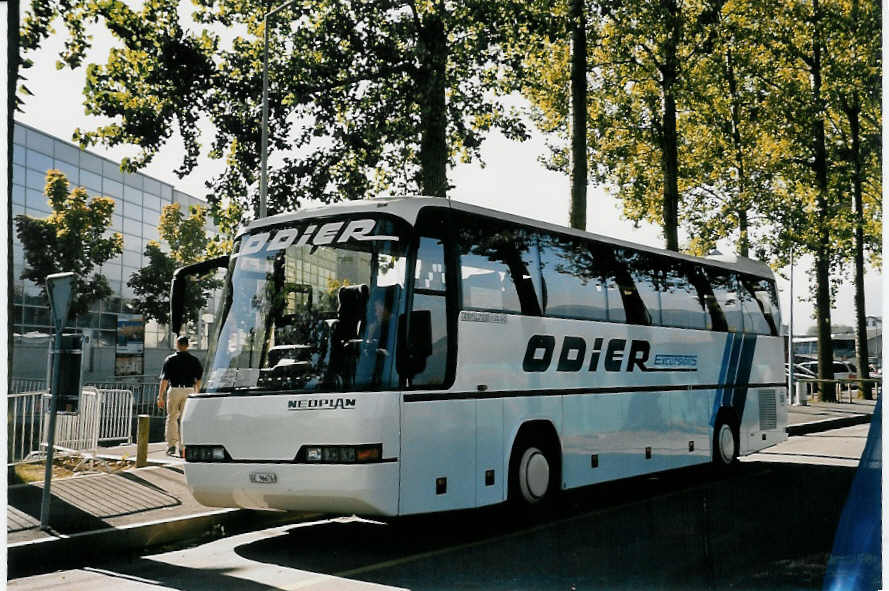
top-left (184, 461), bottom-right (399, 516)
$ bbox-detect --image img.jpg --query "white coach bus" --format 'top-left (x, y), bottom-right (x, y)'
top-left (172, 197), bottom-right (787, 516)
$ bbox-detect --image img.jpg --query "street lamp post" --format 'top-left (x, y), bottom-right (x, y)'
top-left (788, 244), bottom-right (796, 404)
top-left (260, 0), bottom-right (299, 220)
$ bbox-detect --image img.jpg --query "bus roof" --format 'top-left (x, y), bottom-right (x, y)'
top-left (240, 196), bottom-right (776, 279)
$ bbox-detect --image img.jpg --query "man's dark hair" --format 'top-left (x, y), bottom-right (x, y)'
top-left (176, 335), bottom-right (189, 347)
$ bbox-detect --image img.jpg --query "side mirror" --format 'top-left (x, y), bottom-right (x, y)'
top-left (398, 310), bottom-right (433, 378)
top-left (170, 255), bottom-right (229, 338)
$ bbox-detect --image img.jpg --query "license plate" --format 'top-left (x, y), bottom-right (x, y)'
top-left (249, 471), bottom-right (278, 484)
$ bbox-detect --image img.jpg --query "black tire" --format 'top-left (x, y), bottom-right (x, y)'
top-left (712, 416), bottom-right (739, 471)
top-left (508, 435), bottom-right (559, 511)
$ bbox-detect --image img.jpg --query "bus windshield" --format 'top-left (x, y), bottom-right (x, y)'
top-left (204, 214), bottom-right (411, 394)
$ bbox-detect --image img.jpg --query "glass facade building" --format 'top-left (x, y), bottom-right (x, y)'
top-left (11, 121), bottom-right (217, 380)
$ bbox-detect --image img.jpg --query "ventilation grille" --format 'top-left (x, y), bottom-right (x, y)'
top-left (759, 389), bottom-right (777, 431)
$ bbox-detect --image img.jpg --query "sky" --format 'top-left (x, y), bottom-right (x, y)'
top-left (13, 9), bottom-right (883, 335)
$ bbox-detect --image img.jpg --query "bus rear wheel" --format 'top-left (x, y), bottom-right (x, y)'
top-left (713, 418), bottom-right (739, 470)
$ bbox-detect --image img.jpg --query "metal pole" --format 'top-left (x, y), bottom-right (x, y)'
top-left (259, 13), bottom-right (270, 220)
top-left (40, 327), bottom-right (63, 530)
top-left (259, 0), bottom-right (297, 220)
top-left (788, 245), bottom-right (795, 404)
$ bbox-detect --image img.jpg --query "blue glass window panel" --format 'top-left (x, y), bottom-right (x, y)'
top-left (143, 177), bottom-right (161, 195)
top-left (13, 164), bottom-right (26, 185)
top-left (111, 214), bottom-right (123, 231)
top-left (53, 159), bottom-right (79, 183)
top-left (54, 140), bottom-right (80, 165)
top-left (26, 189), bottom-right (50, 213)
top-left (81, 169), bottom-right (102, 193)
top-left (26, 128), bottom-right (53, 155)
top-left (123, 172), bottom-right (142, 189)
top-left (80, 151), bottom-right (101, 173)
top-left (143, 193), bottom-right (161, 211)
top-left (27, 149), bottom-right (53, 173)
top-left (26, 168), bottom-right (46, 190)
top-left (123, 250), bottom-right (142, 268)
top-left (123, 183), bottom-right (142, 204)
top-left (102, 159), bottom-right (123, 181)
top-left (13, 144), bottom-right (26, 165)
top-left (123, 200), bottom-right (141, 221)
top-left (160, 184), bottom-right (172, 200)
top-left (103, 179), bottom-right (123, 198)
top-left (12, 184), bottom-right (25, 205)
top-left (123, 232), bottom-right (141, 251)
top-left (14, 124), bottom-right (26, 143)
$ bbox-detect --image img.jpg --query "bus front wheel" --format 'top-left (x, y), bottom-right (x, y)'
top-left (509, 436), bottom-right (559, 508)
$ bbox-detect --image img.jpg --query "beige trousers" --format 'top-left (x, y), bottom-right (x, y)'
top-left (165, 387), bottom-right (191, 448)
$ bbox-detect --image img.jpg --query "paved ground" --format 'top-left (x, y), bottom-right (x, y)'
top-left (9, 425), bottom-right (873, 590)
top-left (6, 398), bottom-right (878, 580)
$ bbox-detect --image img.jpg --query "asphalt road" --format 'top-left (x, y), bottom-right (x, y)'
top-left (9, 425), bottom-right (871, 591)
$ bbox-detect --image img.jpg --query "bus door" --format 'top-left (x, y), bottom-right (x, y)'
top-left (398, 208), bottom-right (469, 514)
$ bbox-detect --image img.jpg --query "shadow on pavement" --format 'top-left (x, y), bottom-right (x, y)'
top-left (224, 462), bottom-right (855, 591)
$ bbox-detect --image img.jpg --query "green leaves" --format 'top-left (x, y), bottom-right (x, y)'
top-left (22, 0), bottom-right (532, 218)
top-left (14, 170), bottom-right (124, 318)
top-left (127, 203), bottom-right (226, 326)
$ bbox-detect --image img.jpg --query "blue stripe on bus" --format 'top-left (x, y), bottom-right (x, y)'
top-left (723, 332), bottom-right (744, 407)
top-left (711, 333), bottom-right (735, 425)
top-left (731, 334), bottom-right (758, 421)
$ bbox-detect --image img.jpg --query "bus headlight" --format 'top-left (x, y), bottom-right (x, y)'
top-left (297, 444), bottom-right (382, 464)
top-left (185, 445), bottom-right (230, 462)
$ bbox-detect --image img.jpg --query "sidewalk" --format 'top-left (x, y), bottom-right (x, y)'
top-left (7, 398), bottom-right (878, 578)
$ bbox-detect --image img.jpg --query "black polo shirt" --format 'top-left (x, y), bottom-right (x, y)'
top-left (161, 351), bottom-right (203, 388)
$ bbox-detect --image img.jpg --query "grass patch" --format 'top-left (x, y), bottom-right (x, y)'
top-left (11, 456), bottom-right (136, 485)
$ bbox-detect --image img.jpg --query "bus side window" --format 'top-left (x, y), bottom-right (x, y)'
top-left (661, 260), bottom-right (709, 330)
top-left (537, 233), bottom-right (608, 321)
top-left (410, 236), bottom-right (448, 387)
top-left (705, 268), bottom-right (742, 332)
top-left (739, 275), bottom-right (779, 336)
top-left (457, 217), bottom-right (542, 316)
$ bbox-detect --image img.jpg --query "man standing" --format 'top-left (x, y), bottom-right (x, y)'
top-left (157, 335), bottom-right (203, 456)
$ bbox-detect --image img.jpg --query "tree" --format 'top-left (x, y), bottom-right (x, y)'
top-left (522, 0), bottom-right (722, 251)
top-left (14, 170), bottom-right (123, 318)
top-left (681, 0), bottom-right (785, 258)
top-left (745, 0), bottom-right (876, 398)
top-left (20, 0), bottom-right (531, 217)
top-left (821, 0), bottom-right (881, 399)
top-left (128, 203), bottom-right (225, 327)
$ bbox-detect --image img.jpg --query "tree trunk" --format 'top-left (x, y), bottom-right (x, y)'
top-left (568, 0), bottom-right (588, 231)
top-left (737, 208), bottom-right (749, 257)
top-left (417, 12), bottom-right (448, 198)
top-left (724, 45), bottom-right (749, 257)
top-left (847, 100), bottom-right (872, 398)
top-left (811, 0), bottom-right (835, 398)
top-left (660, 0), bottom-right (680, 252)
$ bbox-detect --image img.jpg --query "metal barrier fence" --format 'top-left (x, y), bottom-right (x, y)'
top-left (8, 391), bottom-right (46, 463)
top-left (42, 388), bottom-right (102, 453)
top-left (85, 381), bottom-right (163, 418)
top-left (8, 385), bottom-right (137, 464)
top-left (95, 389), bottom-right (136, 444)
top-left (792, 377), bottom-right (882, 404)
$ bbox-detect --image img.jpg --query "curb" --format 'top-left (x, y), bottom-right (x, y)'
top-left (7, 507), bottom-right (317, 578)
top-left (787, 413), bottom-right (873, 436)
